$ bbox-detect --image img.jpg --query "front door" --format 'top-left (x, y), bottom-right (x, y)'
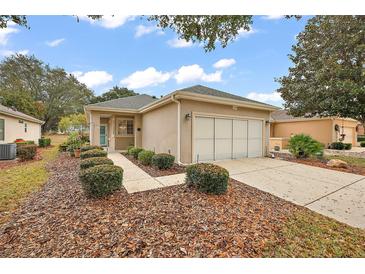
top-left (100, 124), bottom-right (108, 147)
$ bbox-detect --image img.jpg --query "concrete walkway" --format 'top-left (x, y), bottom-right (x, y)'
top-left (216, 158), bottom-right (365, 229)
top-left (107, 153), bottom-right (185, 193)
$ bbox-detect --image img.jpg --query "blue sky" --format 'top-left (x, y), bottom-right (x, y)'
top-left (0, 15), bottom-right (310, 106)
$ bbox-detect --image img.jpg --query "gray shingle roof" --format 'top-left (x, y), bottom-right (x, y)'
top-left (270, 110), bottom-right (295, 121)
top-left (0, 104), bottom-right (44, 124)
top-left (177, 85), bottom-right (278, 108)
top-left (86, 94), bottom-right (157, 110)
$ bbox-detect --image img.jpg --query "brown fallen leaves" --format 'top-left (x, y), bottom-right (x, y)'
top-left (0, 153), bottom-right (298, 257)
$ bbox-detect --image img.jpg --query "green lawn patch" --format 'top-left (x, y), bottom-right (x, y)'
top-left (264, 210), bottom-right (365, 257)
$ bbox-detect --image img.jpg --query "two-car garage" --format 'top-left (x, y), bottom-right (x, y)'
top-left (193, 115), bottom-right (264, 162)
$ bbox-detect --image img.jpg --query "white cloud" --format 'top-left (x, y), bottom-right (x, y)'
top-left (174, 64), bottom-right (222, 84)
top-left (246, 91), bottom-right (282, 103)
top-left (167, 38), bottom-right (193, 48)
top-left (213, 58), bottom-right (236, 69)
top-left (135, 25), bottom-right (163, 38)
top-left (79, 15), bottom-right (135, 29)
top-left (120, 67), bottom-right (171, 89)
top-left (46, 38), bottom-right (65, 47)
top-left (262, 15), bottom-right (284, 20)
top-left (237, 27), bottom-right (257, 38)
top-left (0, 49), bottom-right (29, 57)
top-left (0, 26), bottom-right (19, 46)
top-left (72, 70), bottom-right (113, 88)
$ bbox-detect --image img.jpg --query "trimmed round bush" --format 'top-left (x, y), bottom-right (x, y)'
top-left (129, 147), bottom-right (144, 159)
top-left (80, 145), bottom-right (103, 152)
top-left (151, 153), bottom-right (175, 169)
top-left (330, 142), bottom-right (345, 150)
top-left (186, 163), bottom-right (229, 194)
top-left (80, 157), bottom-right (113, 169)
top-left (288, 134), bottom-right (323, 158)
top-left (17, 144), bottom-right (37, 161)
top-left (138, 150), bottom-right (155, 165)
top-left (79, 164), bottom-right (123, 198)
top-left (80, 148), bottom-right (107, 159)
top-left (127, 146), bottom-right (134, 155)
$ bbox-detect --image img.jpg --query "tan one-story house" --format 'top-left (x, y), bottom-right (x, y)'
top-left (84, 85), bottom-right (279, 164)
top-left (269, 110), bottom-right (359, 151)
top-left (0, 103), bottom-right (44, 144)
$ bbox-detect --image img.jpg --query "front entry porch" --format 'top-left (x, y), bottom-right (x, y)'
top-left (88, 111), bottom-right (142, 152)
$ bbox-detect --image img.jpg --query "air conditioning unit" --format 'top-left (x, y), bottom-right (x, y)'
top-left (0, 143), bottom-right (16, 160)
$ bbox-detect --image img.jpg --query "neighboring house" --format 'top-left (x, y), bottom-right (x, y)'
top-left (357, 123), bottom-right (365, 136)
top-left (0, 104), bottom-right (44, 144)
top-left (84, 85), bottom-right (279, 164)
top-left (269, 110), bottom-right (358, 150)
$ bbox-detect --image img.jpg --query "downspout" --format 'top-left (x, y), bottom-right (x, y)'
top-left (171, 94), bottom-right (181, 164)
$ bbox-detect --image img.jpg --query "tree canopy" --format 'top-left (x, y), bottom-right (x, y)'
top-left (276, 16), bottom-right (365, 124)
top-left (58, 113), bottom-right (87, 133)
top-left (91, 86), bottom-right (138, 103)
top-left (0, 54), bottom-right (94, 131)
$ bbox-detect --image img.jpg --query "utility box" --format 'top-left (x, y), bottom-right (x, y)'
top-left (0, 143), bottom-right (17, 160)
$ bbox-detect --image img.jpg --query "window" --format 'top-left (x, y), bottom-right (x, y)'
top-left (24, 123), bottom-right (28, 133)
top-left (0, 119), bottom-right (4, 141)
top-left (116, 118), bottom-right (134, 136)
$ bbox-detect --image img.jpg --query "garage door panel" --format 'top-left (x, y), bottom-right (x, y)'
top-left (233, 120), bottom-right (247, 159)
top-left (195, 117), bottom-right (214, 138)
top-left (248, 120), bottom-right (263, 157)
top-left (195, 139), bottom-right (214, 161)
top-left (215, 118), bottom-right (232, 138)
top-left (215, 118), bottom-right (232, 160)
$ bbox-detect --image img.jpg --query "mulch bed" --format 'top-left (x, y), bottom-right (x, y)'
top-left (0, 148), bottom-right (44, 170)
top-left (273, 152), bottom-right (365, 176)
top-left (122, 153), bottom-right (186, 177)
top-left (0, 152), bottom-right (299, 258)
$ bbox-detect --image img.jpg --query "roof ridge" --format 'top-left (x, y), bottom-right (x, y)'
top-left (88, 94), bottom-right (153, 106)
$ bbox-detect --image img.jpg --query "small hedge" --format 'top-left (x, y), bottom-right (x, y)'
top-left (344, 143), bottom-right (352, 150)
top-left (17, 144), bottom-right (37, 161)
top-left (330, 142), bottom-right (352, 150)
top-left (38, 137), bottom-right (51, 147)
top-left (186, 163), bottom-right (229, 195)
top-left (151, 153), bottom-right (175, 169)
top-left (127, 146), bottom-right (134, 154)
top-left (80, 145), bottom-right (103, 152)
top-left (79, 164), bottom-right (123, 198)
top-left (80, 149), bottom-right (107, 159)
top-left (59, 142), bottom-right (68, 152)
top-left (361, 142), bottom-right (365, 147)
top-left (80, 157), bottom-right (114, 169)
top-left (288, 134), bottom-right (323, 158)
top-left (138, 150), bottom-right (155, 165)
top-left (129, 147), bottom-right (144, 159)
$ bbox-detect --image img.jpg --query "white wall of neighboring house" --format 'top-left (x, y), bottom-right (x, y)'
top-left (0, 113), bottom-right (42, 144)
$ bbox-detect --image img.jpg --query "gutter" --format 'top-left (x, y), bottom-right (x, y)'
top-left (171, 94), bottom-right (181, 164)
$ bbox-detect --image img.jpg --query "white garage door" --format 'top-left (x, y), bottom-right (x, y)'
top-left (194, 116), bottom-right (263, 162)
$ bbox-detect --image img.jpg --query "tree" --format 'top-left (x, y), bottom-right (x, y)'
top-left (277, 16), bottom-right (365, 125)
top-left (0, 54), bottom-right (94, 131)
top-left (58, 113), bottom-right (87, 133)
top-left (91, 86), bottom-right (138, 103)
top-left (1, 15), bottom-right (299, 52)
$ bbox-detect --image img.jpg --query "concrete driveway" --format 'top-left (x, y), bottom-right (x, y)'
top-left (215, 158), bottom-right (365, 229)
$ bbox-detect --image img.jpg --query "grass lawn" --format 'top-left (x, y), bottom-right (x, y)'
top-left (0, 135), bottom-right (66, 223)
top-left (325, 155), bottom-right (365, 168)
top-left (264, 210), bottom-right (365, 257)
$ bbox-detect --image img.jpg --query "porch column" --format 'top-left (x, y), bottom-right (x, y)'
top-left (109, 115), bottom-right (116, 152)
top-left (90, 112), bottom-right (100, 146)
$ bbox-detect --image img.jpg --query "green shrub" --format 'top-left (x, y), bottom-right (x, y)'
top-left (59, 142), bottom-right (68, 152)
top-left (80, 149), bottom-right (107, 159)
top-left (138, 150), bottom-right (155, 165)
top-left (129, 147), bottom-right (144, 159)
top-left (17, 144), bottom-right (37, 161)
top-left (330, 142), bottom-right (345, 150)
top-left (186, 163), bottom-right (229, 194)
top-left (38, 137), bottom-right (51, 147)
top-left (127, 146), bottom-right (134, 154)
top-left (343, 143), bottom-right (352, 150)
top-left (80, 157), bottom-right (114, 169)
top-left (357, 135), bottom-right (365, 142)
top-left (288, 134), bottom-right (323, 158)
top-left (361, 142), bottom-right (365, 147)
top-left (79, 164), bottom-right (123, 198)
top-left (80, 145), bottom-right (103, 152)
top-left (151, 153), bottom-right (175, 169)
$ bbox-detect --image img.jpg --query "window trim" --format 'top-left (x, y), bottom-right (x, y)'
top-left (115, 117), bottom-right (134, 137)
top-left (0, 118), bottom-right (4, 141)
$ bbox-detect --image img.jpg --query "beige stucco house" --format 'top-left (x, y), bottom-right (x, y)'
top-left (269, 110), bottom-right (359, 151)
top-left (85, 85), bottom-right (279, 164)
top-left (0, 104), bottom-right (44, 144)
